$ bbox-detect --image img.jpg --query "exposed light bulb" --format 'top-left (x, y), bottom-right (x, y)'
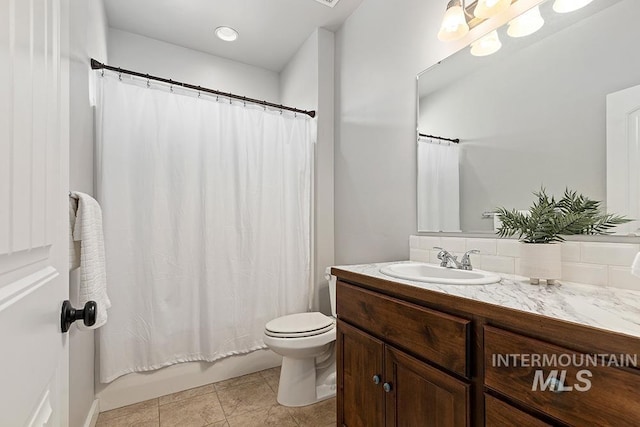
top-left (470, 30), bottom-right (502, 57)
top-left (507, 6), bottom-right (545, 38)
top-left (438, 0), bottom-right (470, 42)
top-left (474, 0), bottom-right (512, 19)
top-left (553, 0), bottom-right (595, 13)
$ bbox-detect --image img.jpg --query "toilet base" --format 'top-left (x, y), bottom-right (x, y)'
top-left (276, 355), bottom-right (336, 407)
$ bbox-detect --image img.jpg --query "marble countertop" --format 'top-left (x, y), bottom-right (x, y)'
top-left (332, 261), bottom-right (640, 340)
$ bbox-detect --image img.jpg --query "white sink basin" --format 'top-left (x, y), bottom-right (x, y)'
top-left (379, 262), bottom-right (501, 285)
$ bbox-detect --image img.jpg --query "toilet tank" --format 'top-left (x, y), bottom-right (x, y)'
top-left (327, 268), bottom-right (337, 318)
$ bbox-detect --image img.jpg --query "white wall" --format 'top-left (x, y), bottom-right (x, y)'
top-left (69, 1), bottom-right (108, 425)
top-left (108, 29), bottom-right (280, 102)
top-left (334, 0), bottom-right (445, 264)
top-left (279, 29), bottom-right (335, 314)
top-left (334, 0), bottom-right (546, 264)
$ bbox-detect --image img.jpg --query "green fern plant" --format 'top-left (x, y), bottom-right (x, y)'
top-left (496, 189), bottom-right (631, 244)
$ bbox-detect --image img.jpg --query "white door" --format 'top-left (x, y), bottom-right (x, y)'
top-left (0, 0), bottom-right (70, 426)
top-left (607, 84), bottom-right (640, 235)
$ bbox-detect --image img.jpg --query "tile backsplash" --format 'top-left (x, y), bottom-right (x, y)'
top-left (409, 235), bottom-right (640, 291)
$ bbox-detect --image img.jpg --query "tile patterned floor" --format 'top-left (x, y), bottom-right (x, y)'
top-left (96, 367), bottom-right (336, 427)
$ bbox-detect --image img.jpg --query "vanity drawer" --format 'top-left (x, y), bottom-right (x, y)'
top-left (484, 394), bottom-right (551, 427)
top-left (337, 280), bottom-right (470, 377)
top-left (484, 326), bottom-right (640, 425)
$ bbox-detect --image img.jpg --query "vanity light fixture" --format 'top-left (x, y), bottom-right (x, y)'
top-left (470, 30), bottom-right (502, 56)
top-left (552, 0), bottom-right (594, 13)
top-left (214, 26), bottom-right (239, 42)
top-left (507, 5), bottom-right (544, 37)
top-left (437, 0), bottom-right (470, 42)
top-left (473, 0), bottom-right (512, 19)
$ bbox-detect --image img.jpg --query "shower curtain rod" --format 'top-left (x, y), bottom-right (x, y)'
top-left (418, 133), bottom-right (460, 144)
top-left (90, 58), bottom-right (316, 118)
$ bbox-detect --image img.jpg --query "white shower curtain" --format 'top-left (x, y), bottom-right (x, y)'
top-left (95, 74), bottom-right (314, 383)
top-left (417, 138), bottom-right (461, 232)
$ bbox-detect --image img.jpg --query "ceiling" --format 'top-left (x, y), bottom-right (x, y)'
top-left (104, 0), bottom-right (364, 72)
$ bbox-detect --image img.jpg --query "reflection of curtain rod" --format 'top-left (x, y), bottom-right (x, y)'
top-left (90, 59), bottom-right (316, 118)
top-left (418, 133), bottom-right (460, 144)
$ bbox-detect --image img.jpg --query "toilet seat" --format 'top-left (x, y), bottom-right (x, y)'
top-left (265, 312), bottom-right (335, 338)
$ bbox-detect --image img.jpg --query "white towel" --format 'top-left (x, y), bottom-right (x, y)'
top-left (324, 267), bottom-right (337, 316)
top-left (632, 252), bottom-right (640, 278)
top-left (71, 191), bottom-right (111, 329)
top-left (69, 196), bottom-right (81, 270)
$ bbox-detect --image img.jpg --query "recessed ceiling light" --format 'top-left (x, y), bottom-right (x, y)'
top-left (215, 26), bottom-right (239, 42)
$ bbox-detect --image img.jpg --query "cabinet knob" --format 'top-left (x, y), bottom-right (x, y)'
top-left (383, 382), bottom-right (392, 393)
top-left (549, 376), bottom-right (566, 393)
top-left (372, 375), bottom-right (381, 385)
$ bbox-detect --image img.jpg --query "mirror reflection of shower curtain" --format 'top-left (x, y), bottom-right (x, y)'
top-left (95, 73), bottom-right (314, 383)
top-left (417, 139), bottom-right (461, 232)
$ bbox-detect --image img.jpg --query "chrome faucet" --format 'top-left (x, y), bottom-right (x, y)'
top-left (434, 247), bottom-right (480, 271)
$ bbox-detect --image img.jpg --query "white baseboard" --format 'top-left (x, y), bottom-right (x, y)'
top-left (83, 399), bottom-right (100, 427)
top-left (96, 349), bottom-right (281, 411)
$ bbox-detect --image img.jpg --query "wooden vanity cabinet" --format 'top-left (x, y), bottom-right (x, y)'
top-left (484, 394), bottom-right (551, 427)
top-left (384, 345), bottom-right (470, 426)
top-left (337, 320), bottom-right (385, 427)
top-left (336, 281), bottom-right (471, 427)
top-left (484, 326), bottom-right (640, 425)
top-left (334, 270), bottom-right (640, 426)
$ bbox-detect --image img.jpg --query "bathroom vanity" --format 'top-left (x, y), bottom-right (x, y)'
top-left (332, 263), bottom-right (640, 426)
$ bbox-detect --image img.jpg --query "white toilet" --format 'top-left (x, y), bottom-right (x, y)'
top-left (263, 274), bottom-right (337, 407)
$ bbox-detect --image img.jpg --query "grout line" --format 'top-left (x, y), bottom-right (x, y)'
top-left (158, 387), bottom-right (216, 407)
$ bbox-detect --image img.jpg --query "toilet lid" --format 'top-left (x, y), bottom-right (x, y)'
top-left (265, 312), bottom-right (334, 337)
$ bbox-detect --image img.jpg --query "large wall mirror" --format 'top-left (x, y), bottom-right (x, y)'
top-left (417, 0), bottom-right (640, 236)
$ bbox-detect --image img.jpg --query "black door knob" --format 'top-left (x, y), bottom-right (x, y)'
top-left (61, 300), bottom-right (97, 333)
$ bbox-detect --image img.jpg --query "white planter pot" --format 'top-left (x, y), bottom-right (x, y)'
top-left (519, 243), bottom-right (562, 284)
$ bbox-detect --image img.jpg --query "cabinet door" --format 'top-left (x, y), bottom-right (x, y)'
top-left (337, 320), bottom-right (385, 427)
top-left (385, 346), bottom-right (470, 427)
top-left (485, 394), bottom-right (552, 427)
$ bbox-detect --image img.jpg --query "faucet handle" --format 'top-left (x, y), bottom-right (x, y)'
top-left (433, 246), bottom-right (449, 258)
top-left (434, 247), bottom-right (453, 267)
top-left (461, 250), bottom-right (480, 270)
